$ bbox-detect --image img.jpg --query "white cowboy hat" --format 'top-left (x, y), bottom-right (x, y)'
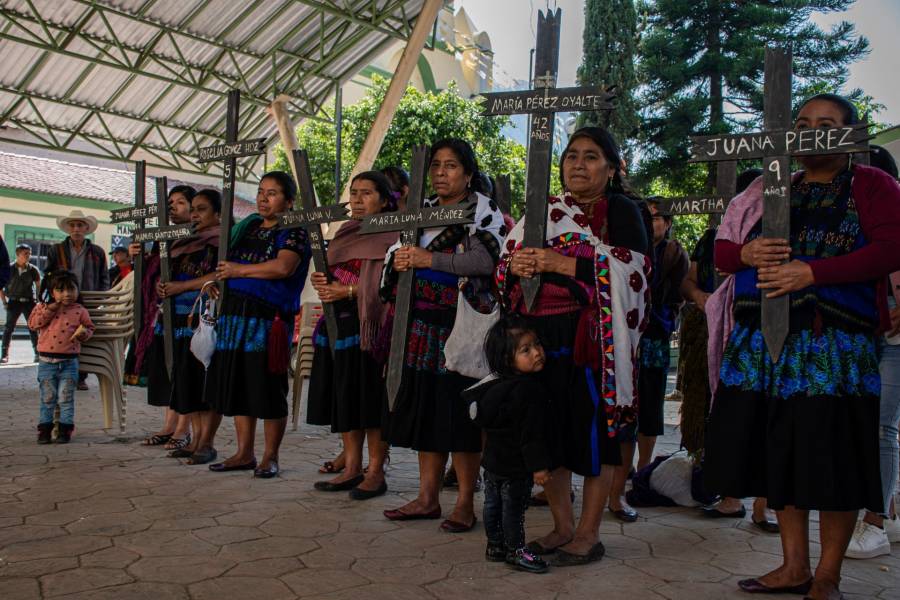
top-left (57, 209), bottom-right (98, 235)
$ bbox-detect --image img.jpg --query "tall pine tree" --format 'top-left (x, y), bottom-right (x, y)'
top-left (636, 0), bottom-right (869, 191)
top-left (577, 0), bottom-right (640, 160)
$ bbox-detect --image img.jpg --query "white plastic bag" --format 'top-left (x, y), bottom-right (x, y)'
top-left (443, 285), bottom-right (498, 380)
top-left (188, 282), bottom-right (218, 369)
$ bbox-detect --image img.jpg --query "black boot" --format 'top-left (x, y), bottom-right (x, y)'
top-left (57, 423), bottom-right (74, 444)
top-left (37, 422), bottom-right (52, 444)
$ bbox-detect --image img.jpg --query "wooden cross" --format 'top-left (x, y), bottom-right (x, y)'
top-left (277, 148), bottom-right (349, 356)
top-left (358, 145), bottom-right (477, 409)
top-left (689, 47), bottom-right (871, 361)
top-left (110, 160), bottom-right (150, 340)
top-left (480, 8), bottom-right (615, 310)
top-left (130, 177), bottom-right (194, 377)
top-left (196, 89), bottom-right (267, 303)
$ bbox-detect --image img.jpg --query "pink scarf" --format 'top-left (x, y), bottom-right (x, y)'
top-left (326, 220), bottom-right (397, 351)
top-left (707, 172), bottom-right (803, 394)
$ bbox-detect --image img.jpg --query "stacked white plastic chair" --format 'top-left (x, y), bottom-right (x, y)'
top-left (290, 301), bottom-right (323, 431)
top-left (79, 272), bottom-right (135, 434)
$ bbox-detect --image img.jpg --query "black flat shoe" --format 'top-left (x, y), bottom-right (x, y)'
top-left (209, 460), bottom-right (257, 472)
top-left (737, 577), bottom-right (813, 594)
top-left (168, 448), bottom-right (194, 458)
top-left (553, 542), bottom-right (605, 567)
top-left (253, 461), bottom-right (279, 479)
top-left (348, 481), bottom-right (387, 500)
top-left (608, 507), bottom-right (639, 523)
top-left (314, 474), bottom-right (364, 491)
top-left (701, 505), bottom-right (747, 519)
top-left (751, 517), bottom-right (781, 534)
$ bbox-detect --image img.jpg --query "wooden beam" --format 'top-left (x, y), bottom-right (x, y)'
top-left (335, 0), bottom-right (442, 210)
top-left (268, 95), bottom-right (298, 159)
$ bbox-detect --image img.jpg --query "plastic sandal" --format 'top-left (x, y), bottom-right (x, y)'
top-left (142, 432), bottom-right (174, 446)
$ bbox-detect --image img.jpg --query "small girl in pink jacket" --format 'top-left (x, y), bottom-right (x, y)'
top-left (28, 272), bottom-right (94, 443)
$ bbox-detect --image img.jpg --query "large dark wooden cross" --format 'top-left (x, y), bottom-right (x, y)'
top-left (359, 145), bottom-right (477, 409)
top-left (110, 160), bottom-right (151, 340)
top-left (196, 89), bottom-right (267, 303)
top-left (689, 47), bottom-right (871, 360)
top-left (277, 148), bottom-right (349, 356)
top-left (480, 8), bottom-right (615, 310)
top-left (130, 177), bottom-right (194, 377)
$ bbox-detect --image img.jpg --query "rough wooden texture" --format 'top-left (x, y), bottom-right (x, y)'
top-left (760, 47), bottom-right (792, 362)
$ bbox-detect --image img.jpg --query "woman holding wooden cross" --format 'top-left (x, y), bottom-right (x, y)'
top-left (498, 126), bottom-right (650, 565)
top-left (308, 171), bottom-right (398, 500)
top-left (205, 171), bottom-right (311, 479)
top-left (381, 138), bottom-right (504, 532)
top-left (704, 94), bottom-right (900, 599)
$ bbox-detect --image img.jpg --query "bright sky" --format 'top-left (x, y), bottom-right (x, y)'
top-left (458, 0), bottom-right (900, 125)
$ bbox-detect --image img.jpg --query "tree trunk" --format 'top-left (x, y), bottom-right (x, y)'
top-left (706, 0), bottom-right (724, 192)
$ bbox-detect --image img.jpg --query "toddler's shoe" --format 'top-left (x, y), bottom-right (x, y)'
top-left (485, 542), bottom-right (506, 562)
top-left (56, 423), bottom-right (74, 444)
top-left (507, 547), bottom-right (549, 574)
top-left (37, 422), bottom-right (52, 444)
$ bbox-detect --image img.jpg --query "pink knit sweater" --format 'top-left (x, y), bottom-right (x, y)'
top-left (28, 303), bottom-right (95, 357)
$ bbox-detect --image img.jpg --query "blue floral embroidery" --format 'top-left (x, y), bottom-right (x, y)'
top-left (215, 314), bottom-right (270, 353)
top-left (719, 324), bottom-right (880, 399)
top-left (639, 337), bottom-right (669, 369)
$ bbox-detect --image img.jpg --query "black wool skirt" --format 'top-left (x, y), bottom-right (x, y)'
top-left (169, 314), bottom-right (210, 415)
top-left (144, 332), bottom-right (172, 407)
top-left (521, 310), bottom-right (621, 477)
top-left (704, 386), bottom-right (882, 512)
top-left (204, 293), bottom-right (291, 420)
top-left (306, 302), bottom-right (386, 432)
top-left (384, 305), bottom-right (482, 453)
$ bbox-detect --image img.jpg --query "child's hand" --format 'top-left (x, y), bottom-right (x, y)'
top-left (70, 325), bottom-right (88, 342)
top-left (47, 302), bottom-right (61, 311)
top-left (533, 469), bottom-right (551, 486)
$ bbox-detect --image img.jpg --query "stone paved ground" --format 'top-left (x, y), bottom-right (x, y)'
top-left (0, 345), bottom-right (897, 599)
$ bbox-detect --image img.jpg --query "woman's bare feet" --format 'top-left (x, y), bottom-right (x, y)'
top-left (807, 578), bottom-right (842, 600)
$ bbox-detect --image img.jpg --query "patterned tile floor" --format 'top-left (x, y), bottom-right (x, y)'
top-left (0, 343), bottom-right (897, 599)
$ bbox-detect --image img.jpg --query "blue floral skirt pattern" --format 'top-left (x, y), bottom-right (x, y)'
top-left (719, 323), bottom-right (880, 400)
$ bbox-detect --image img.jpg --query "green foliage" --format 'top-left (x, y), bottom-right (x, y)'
top-left (576, 0), bottom-right (641, 159)
top-left (643, 165), bottom-right (710, 252)
top-left (635, 0), bottom-right (870, 190)
top-left (272, 78), bottom-right (528, 214)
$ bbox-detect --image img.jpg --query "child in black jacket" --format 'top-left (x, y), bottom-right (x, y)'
top-left (467, 314), bottom-right (552, 573)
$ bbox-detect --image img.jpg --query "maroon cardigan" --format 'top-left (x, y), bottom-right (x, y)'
top-left (715, 165), bottom-right (900, 333)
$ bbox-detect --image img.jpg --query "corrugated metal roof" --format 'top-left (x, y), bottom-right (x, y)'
top-left (0, 150), bottom-right (257, 217)
top-left (0, 0), bottom-right (427, 182)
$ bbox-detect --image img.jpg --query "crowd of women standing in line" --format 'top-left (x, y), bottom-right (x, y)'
top-left (128, 91), bottom-right (900, 598)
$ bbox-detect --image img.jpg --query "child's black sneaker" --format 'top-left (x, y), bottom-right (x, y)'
top-left (507, 547), bottom-right (549, 573)
top-left (37, 422), bottom-right (52, 444)
top-left (485, 542), bottom-right (506, 562)
top-left (56, 423), bottom-right (74, 444)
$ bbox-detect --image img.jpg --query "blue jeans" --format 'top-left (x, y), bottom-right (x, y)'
top-left (879, 340), bottom-right (900, 516)
top-left (483, 470), bottom-right (532, 553)
top-left (38, 358), bottom-right (78, 425)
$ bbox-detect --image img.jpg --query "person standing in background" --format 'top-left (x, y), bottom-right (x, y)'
top-left (108, 246), bottom-right (132, 287)
top-left (1, 244), bottom-right (41, 363)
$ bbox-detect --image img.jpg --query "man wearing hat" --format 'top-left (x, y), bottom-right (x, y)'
top-left (0, 243), bottom-right (40, 363)
top-left (45, 210), bottom-right (109, 293)
top-left (108, 246), bottom-right (132, 287)
top-left (44, 210), bottom-right (108, 389)
top-left (636, 198), bottom-right (689, 469)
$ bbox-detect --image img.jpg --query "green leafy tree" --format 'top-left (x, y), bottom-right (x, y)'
top-left (272, 78), bottom-right (529, 214)
top-left (636, 0), bottom-right (870, 191)
top-left (576, 0), bottom-right (641, 158)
